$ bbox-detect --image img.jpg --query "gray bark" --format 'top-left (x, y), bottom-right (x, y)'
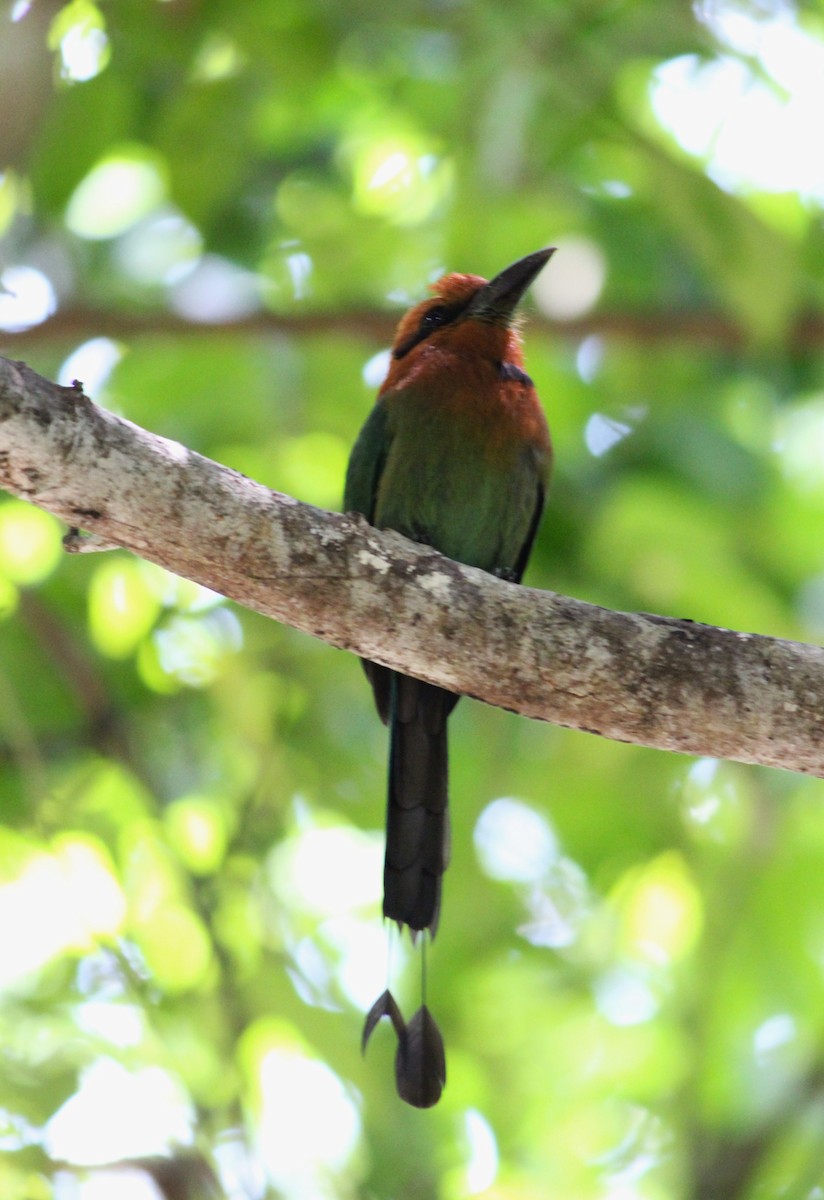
top-left (1, 353), bottom-right (823, 776)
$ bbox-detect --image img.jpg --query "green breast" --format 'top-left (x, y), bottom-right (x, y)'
top-left (374, 391), bottom-right (547, 574)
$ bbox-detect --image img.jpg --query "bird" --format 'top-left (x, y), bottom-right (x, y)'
top-left (344, 248), bottom-right (554, 941)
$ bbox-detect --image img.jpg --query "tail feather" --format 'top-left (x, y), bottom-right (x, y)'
top-left (383, 673), bottom-right (457, 935)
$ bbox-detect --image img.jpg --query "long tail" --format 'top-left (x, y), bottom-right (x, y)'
top-left (383, 672), bottom-right (458, 935)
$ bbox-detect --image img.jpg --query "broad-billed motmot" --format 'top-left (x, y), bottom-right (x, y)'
top-left (346, 249), bottom-right (554, 1104)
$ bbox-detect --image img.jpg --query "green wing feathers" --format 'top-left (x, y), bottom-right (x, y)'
top-left (343, 401), bottom-right (391, 521)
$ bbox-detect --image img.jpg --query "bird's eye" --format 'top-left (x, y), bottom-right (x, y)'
top-left (421, 305), bottom-right (448, 330)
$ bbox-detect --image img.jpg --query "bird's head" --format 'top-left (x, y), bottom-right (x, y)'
top-left (388, 248), bottom-right (555, 366)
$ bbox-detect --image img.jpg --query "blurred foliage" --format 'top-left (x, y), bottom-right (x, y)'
top-left (2, 0), bottom-right (824, 1197)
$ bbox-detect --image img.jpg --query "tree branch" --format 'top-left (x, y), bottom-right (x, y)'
top-left (1, 353), bottom-right (823, 777)
top-left (3, 305), bottom-right (824, 349)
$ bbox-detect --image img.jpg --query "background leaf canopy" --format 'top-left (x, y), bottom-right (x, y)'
top-left (2, 0), bottom-right (824, 1196)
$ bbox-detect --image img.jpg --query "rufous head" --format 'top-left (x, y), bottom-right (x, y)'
top-left (389, 248), bottom-right (554, 362)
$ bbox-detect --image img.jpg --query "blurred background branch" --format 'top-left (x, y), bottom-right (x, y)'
top-left (3, 307), bottom-right (824, 349)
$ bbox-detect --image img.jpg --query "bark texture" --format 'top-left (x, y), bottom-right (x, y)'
top-left (1, 353), bottom-right (823, 776)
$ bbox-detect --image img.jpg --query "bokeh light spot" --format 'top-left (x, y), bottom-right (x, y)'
top-left (115, 212), bottom-right (203, 287)
top-left (348, 130), bottom-right (453, 225)
top-left (0, 266), bottom-right (57, 332)
top-left (66, 149), bottom-right (167, 240)
top-left (0, 500), bottom-right (62, 585)
top-left (257, 1047), bottom-right (360, 1194)
top-left (46, 1059), bottom-right (193, 1164)
top-left (362, 348), bottom-right (391, 389)
top-left (585, 412), bottom-right (633, 457)
top-left (533, 237), bottom-right (606, 320)
top-left (0, 171), bottom-right (21, 238)
top-left (88, 558), bottom-right (162, 659)
top-left (58, 337), bottom-right (125, 394)
top-left (164, 796), bottom-right (228, 876)
top-left (595, 968), bottom-right (659, 1026)
top-left (152, 609), bottom-right (243, 687)
top-left (269, 821), bottom-right (383, 920)
top-left (50, 0), bottom-right (110, 83)
top-left (464, 1109), bottom-right (499, 1193)
top-left (775, 395), bottom-right (824, 496)
top-left (475, 797), bottom-right (558, 883)
top-left (656, 8), bottom-right (824, 200)
top-left (0, 835), bottom-right (125, 993)
top-left (135, 904), bottom-right (214, 993)
top-left (169, 255), bottom-right (262, 322)
top-left (618, 852), bottom-right (703, 964)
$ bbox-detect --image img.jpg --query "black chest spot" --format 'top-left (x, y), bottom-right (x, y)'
top-left (497, 361), bottom-right (532, 387)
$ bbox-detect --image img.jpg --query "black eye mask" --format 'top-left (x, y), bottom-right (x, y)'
top-left (392, 297), bottom-right (473, 359)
